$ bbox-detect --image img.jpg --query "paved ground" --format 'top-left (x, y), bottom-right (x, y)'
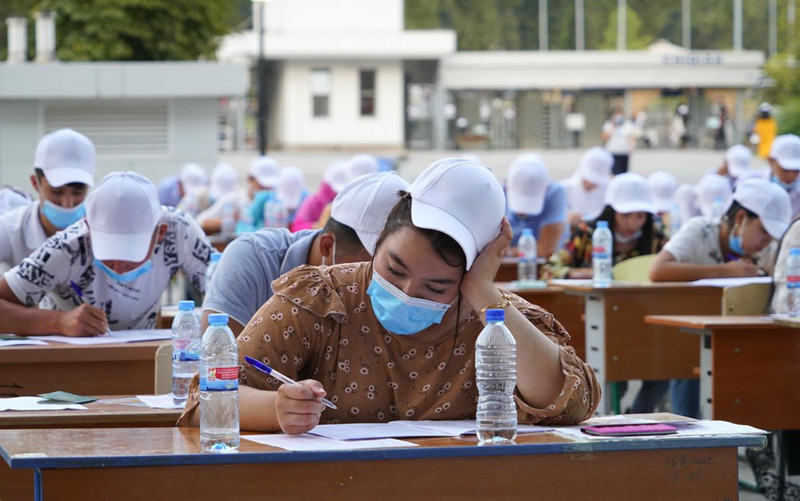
top-left (220, 147), bottom-right (769, 190)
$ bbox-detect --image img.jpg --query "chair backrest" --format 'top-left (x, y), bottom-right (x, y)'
top-left (154, 343), bottom-right (173, 394)
top-left (611, 254), bottom-right (658, 283)
top-left (721, 282), bottom-right (772, 316)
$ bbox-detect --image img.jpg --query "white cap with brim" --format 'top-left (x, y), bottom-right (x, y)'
top-left (347, 154), bottom-right (380, 182)
top-left (770, 134), bottom-right (800, 170)
top-left (648, 171), bottom-right (678, 213)
top-left (179, 163), bottom-right (208, 193)
top-left (732, 177), bottom-right (792, 240)
top-left (725, 144), bottom-right (752, 178)
top-left (86, 171), bottom-right (161, 262)
top-left (209, 163), bottom-right (239, 200)
top-left (277, 166), bottom-right (307, 210)
top-left (409, 158), bottom-right (506, 270)
top-left (578, 147), bottom-right (613, 185)
top-left (506, 154), bottom-right (548, 216)
top-left (331, 171), bottom-right (409, 255)
top-left (34, 128), bottom-right (96, 188)
top-left (605, 172), bottom-right (656, 214)
top-left (693, 174), bottom-right (733, 217)
top-left (248, 156), bottom-right (279, 189)
top-left (323, 161), bottom-right (349, 193)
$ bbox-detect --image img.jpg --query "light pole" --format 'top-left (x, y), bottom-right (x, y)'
top-left (253, 0), bottom-right (269, 155)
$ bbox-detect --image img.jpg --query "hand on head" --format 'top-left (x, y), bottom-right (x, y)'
top-left (461, 217), bottom-right (512, 295)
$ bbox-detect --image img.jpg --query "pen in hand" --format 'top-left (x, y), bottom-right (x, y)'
top-left (244, 356), bottom-right (337, 410)
top-left (69, 280), bottom-right (109, 336)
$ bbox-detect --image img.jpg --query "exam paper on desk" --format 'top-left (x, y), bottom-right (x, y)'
top-left (0, 396), bottom-right (87, 411)
top-left (308, 420), bottom-right (553, 441)
top-left (136, 394), bottom-right (185, 409)
top-left (243, 434), bottom-right (418, 452)
top-left (30, 329), bottom-right (172, 345)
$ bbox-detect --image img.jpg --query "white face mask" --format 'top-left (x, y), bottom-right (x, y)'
top-left (614, 229), bottom-right (643, 244)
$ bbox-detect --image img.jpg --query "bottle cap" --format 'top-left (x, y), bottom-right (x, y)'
top-left (521, 228), bottom-right (533, 236)
top-left (485, 309), bottom-right (505, 322)
top-left (596, 220), bottom-right (609, 227)
top-left (210, 252), bottom-right (222, 263)
top-left (791, 248), bottom-right (800, 256)
top-left (208, 313), bottom-right (229, 325)
top-left (178, 300), bottom-right (195, 311)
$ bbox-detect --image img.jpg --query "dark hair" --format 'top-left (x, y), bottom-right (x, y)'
top-left (593, 204), bottom-right (656, 256)
top-left (722, 200), bottom-right (757, 227)
top-left (34, 168), bottom-right (88, 190)
top-left (374, 191), bottom-right (466, 268)
top-left (322, 216), bottom-right (365, 255)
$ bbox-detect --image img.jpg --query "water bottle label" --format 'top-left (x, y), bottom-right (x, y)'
top-left (788, 275), bottom-right (800, 287)
top-left (200, 366), bottom-right (239, 391)
top-left (173, 350), bottom-right (199, 362)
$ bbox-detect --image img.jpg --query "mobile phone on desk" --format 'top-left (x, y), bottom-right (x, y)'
top-left (581, 423), bottom-right (678, 437)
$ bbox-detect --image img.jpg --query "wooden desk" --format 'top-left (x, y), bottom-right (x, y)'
top-left (645, 315), bottom-right (800, 431)
top-left (0, 396), bottom-right (183, 501)
top-left (559, 282), bottom-right (725, 414)
top-left (498, 283), bottom-right (586, 360)
top-left (0, 427), bottom-right (764, 501)
top-left (0, 341), bottom-right (168, 397)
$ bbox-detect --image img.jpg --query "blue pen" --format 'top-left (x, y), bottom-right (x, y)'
top-left (244, 355), bottom-right (337, 410)
top-left (69, 280), bottom-right (85, 303)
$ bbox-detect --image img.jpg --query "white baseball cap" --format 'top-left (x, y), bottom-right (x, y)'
top-left (86, 172), bottom-right (162, 262)
top-left (506, 154), bottom-right (548, 216)
top-left (323, 161), bottom-right (349, 193)
top-left (331, 171), bottom-right (409, 255)
top-left (693, 174), bottom-right (733, 217)
top-left (347, 154), bottom-right (380, 182)
top-left (647, 171), bottom-right (678, 213)
top-left (578, 147), bottom-right (613, 185)
top-left (178, 163), bottom-right (208, 194)
top-left (277, 166), bottom-right (307, 210)
top-left (732, 177), bottom-right (792, 240)
top-left (34, 128), bottom-right (96, 188)
top-left (724, 144), bottom-right (752, 178)
top-left (248, 156), bottom-right (279, 188)
top-left (209, 163), bottom-right (239, 200)
top-left (605, 173), bottom-right (656, 214)
top-left (770, 134), bottom-right (800, 170)
top-left (409, 158), bottom-right (506, 270)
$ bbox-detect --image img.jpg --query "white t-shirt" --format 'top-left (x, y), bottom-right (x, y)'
top-left (4, 207), bottom-right (213, 331)
top-left (603, 120), bottom-right (636, 154)
top-left (0, 202), bottom-right (47, 270)
top-left (561, 175), bottom-right (608, 221)
top-left (663, 215), bottom-right (776, 275)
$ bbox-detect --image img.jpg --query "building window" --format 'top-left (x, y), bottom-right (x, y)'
top-left (311, 68), bottom-right (330, 117)
top-left (360, 69), bottom-right (376, 116)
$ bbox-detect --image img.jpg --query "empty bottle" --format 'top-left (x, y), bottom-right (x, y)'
top-left (592, 220), bottom-right (613, 287)
top-left (172, 300), bottom-right (201, 406)
top-left (787, 248), bottom-right (800, 317)
top-left (205, 252), bottom-right (222, 290)
top-left (199, 313), bottom-right (240, 452)
top-left (475, 308), bottom-right (517, 444)
top-left (517, 228), bottom-right (537, 283)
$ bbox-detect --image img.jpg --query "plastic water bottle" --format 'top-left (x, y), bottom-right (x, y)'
top-left (710, 196), bottom-right (726, 219)
top-left (220, 203), bottom-right (236, 236)
top-left (787, 248), bottom-right (800, 317)
top-left (592, 220), bottom-right (613, 287)
top-left (199, 313), bottom-right (240, 453)
top-left (669, 202), bottom-right (682, 238)
top-left (171, 300), bottom-right (201, 405)
top-left (475, 308), bottom-right (517, 444)
top-left (517, 228), bottom-right (537, 283)
top-left (205, 252), bottom-right (222, 290)
top-left (263, 199), bottom-right (288, 228)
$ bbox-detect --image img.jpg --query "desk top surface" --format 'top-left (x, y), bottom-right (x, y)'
top-left (0, 340), bottom-right (168, 362)
top-left (556, 281), bottom-right (719, 293)
top-left (645, 315), bottom-right (794, 330)
top-left (0, 426), bottom-right (765, 470)
top-left (0, 396), bottom-right (182, 428)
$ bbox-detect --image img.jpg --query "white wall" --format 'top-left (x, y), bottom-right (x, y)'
top-left (277, 60), bottom-right (404, 149)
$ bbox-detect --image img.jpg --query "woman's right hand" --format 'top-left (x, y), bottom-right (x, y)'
top-left (275, 379), bottom-right (328, 435)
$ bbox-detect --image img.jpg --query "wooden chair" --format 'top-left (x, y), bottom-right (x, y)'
top-left (154, 344), bottom-right (173, 394)
top-left (611, 254), bottom-right (657, 283)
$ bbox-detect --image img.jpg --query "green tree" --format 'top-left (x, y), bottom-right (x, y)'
top-left (405, 0), bottom-right (441, 29)
top-left (29, 0), bottom-right (236, 61)
top-left (597, 5), bottom-right (653, 50)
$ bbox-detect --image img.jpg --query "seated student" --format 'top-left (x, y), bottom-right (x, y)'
top-left (647, 171), bottom-right (678, 237)
top-left (650, 177), bottom-right (791, 419)
top-left (740, 134), bottom-right (800, 219)
top-left (547, 172), bottom-right (667, 280)
top-left (709, 144), bottom-right (752, 188)
top-left (179, 158), bottom-right (600, 432)
top-left (156, 163), bottom-right (208, 208)
top-left (0, 172), bottom-right (213, 336)
top-left (178, 163), bottom-right (239, 218)
top-left (561, 146), bottom-right (613, 226)
top-left (196, 156), bottom-right (279, 235)
top-left (292, 161), bottom-right (349, 231)
top-left (247, 166), bottom-right (309, 230)
top-left (505, 154), bottom-right (567, 258)
top-left (675, 174), bottom-right (733, 225)
top-left (0, 128), bottom-right (96, 270)
top-left (201, 171), bottom-right (409, 336)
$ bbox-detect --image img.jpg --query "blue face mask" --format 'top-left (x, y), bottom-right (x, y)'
top-left (42, 200), bottom-right (85, 229)
top-left (771, 174), bottom-right (796, 191)
top-left (728, 231), bottom-right (745, 257)
top-left (94, 258), bottom-right (153, 283)
top-left (366, 271), bottom-right (452, 335)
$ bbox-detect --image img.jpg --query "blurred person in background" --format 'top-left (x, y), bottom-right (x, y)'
top-left (561, 146), bottom-right (613, 227)
top-left (157, 163), bottom-right (208, 208)
top-left (293, 161), bottom-right (349, 231)
top-left (751, 102), bottom-right (777, 159)
top-left (178, 162), bottom-right (239, 218)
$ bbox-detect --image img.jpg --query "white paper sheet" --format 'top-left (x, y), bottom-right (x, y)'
top-left (0, 396), bottom-right (87, 411)
top-left (690, 276), bottom-right (772, 287)
top-left (548, 279), bottom-right (594, 287)
top-left (243, 434), bottom-right (418, 451)
top-left (30, 329), bottom-right (171, 345)
top-left (553, 418), bottom-right (767, 441)
top-left (391, 419), bottom-right (552, 437)
top-left (309, 420), bottom-right (552, 440)
top-left (0, 338), bottom-right (48, 347)
top-left (136, 394), bottom-right (185, 409)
